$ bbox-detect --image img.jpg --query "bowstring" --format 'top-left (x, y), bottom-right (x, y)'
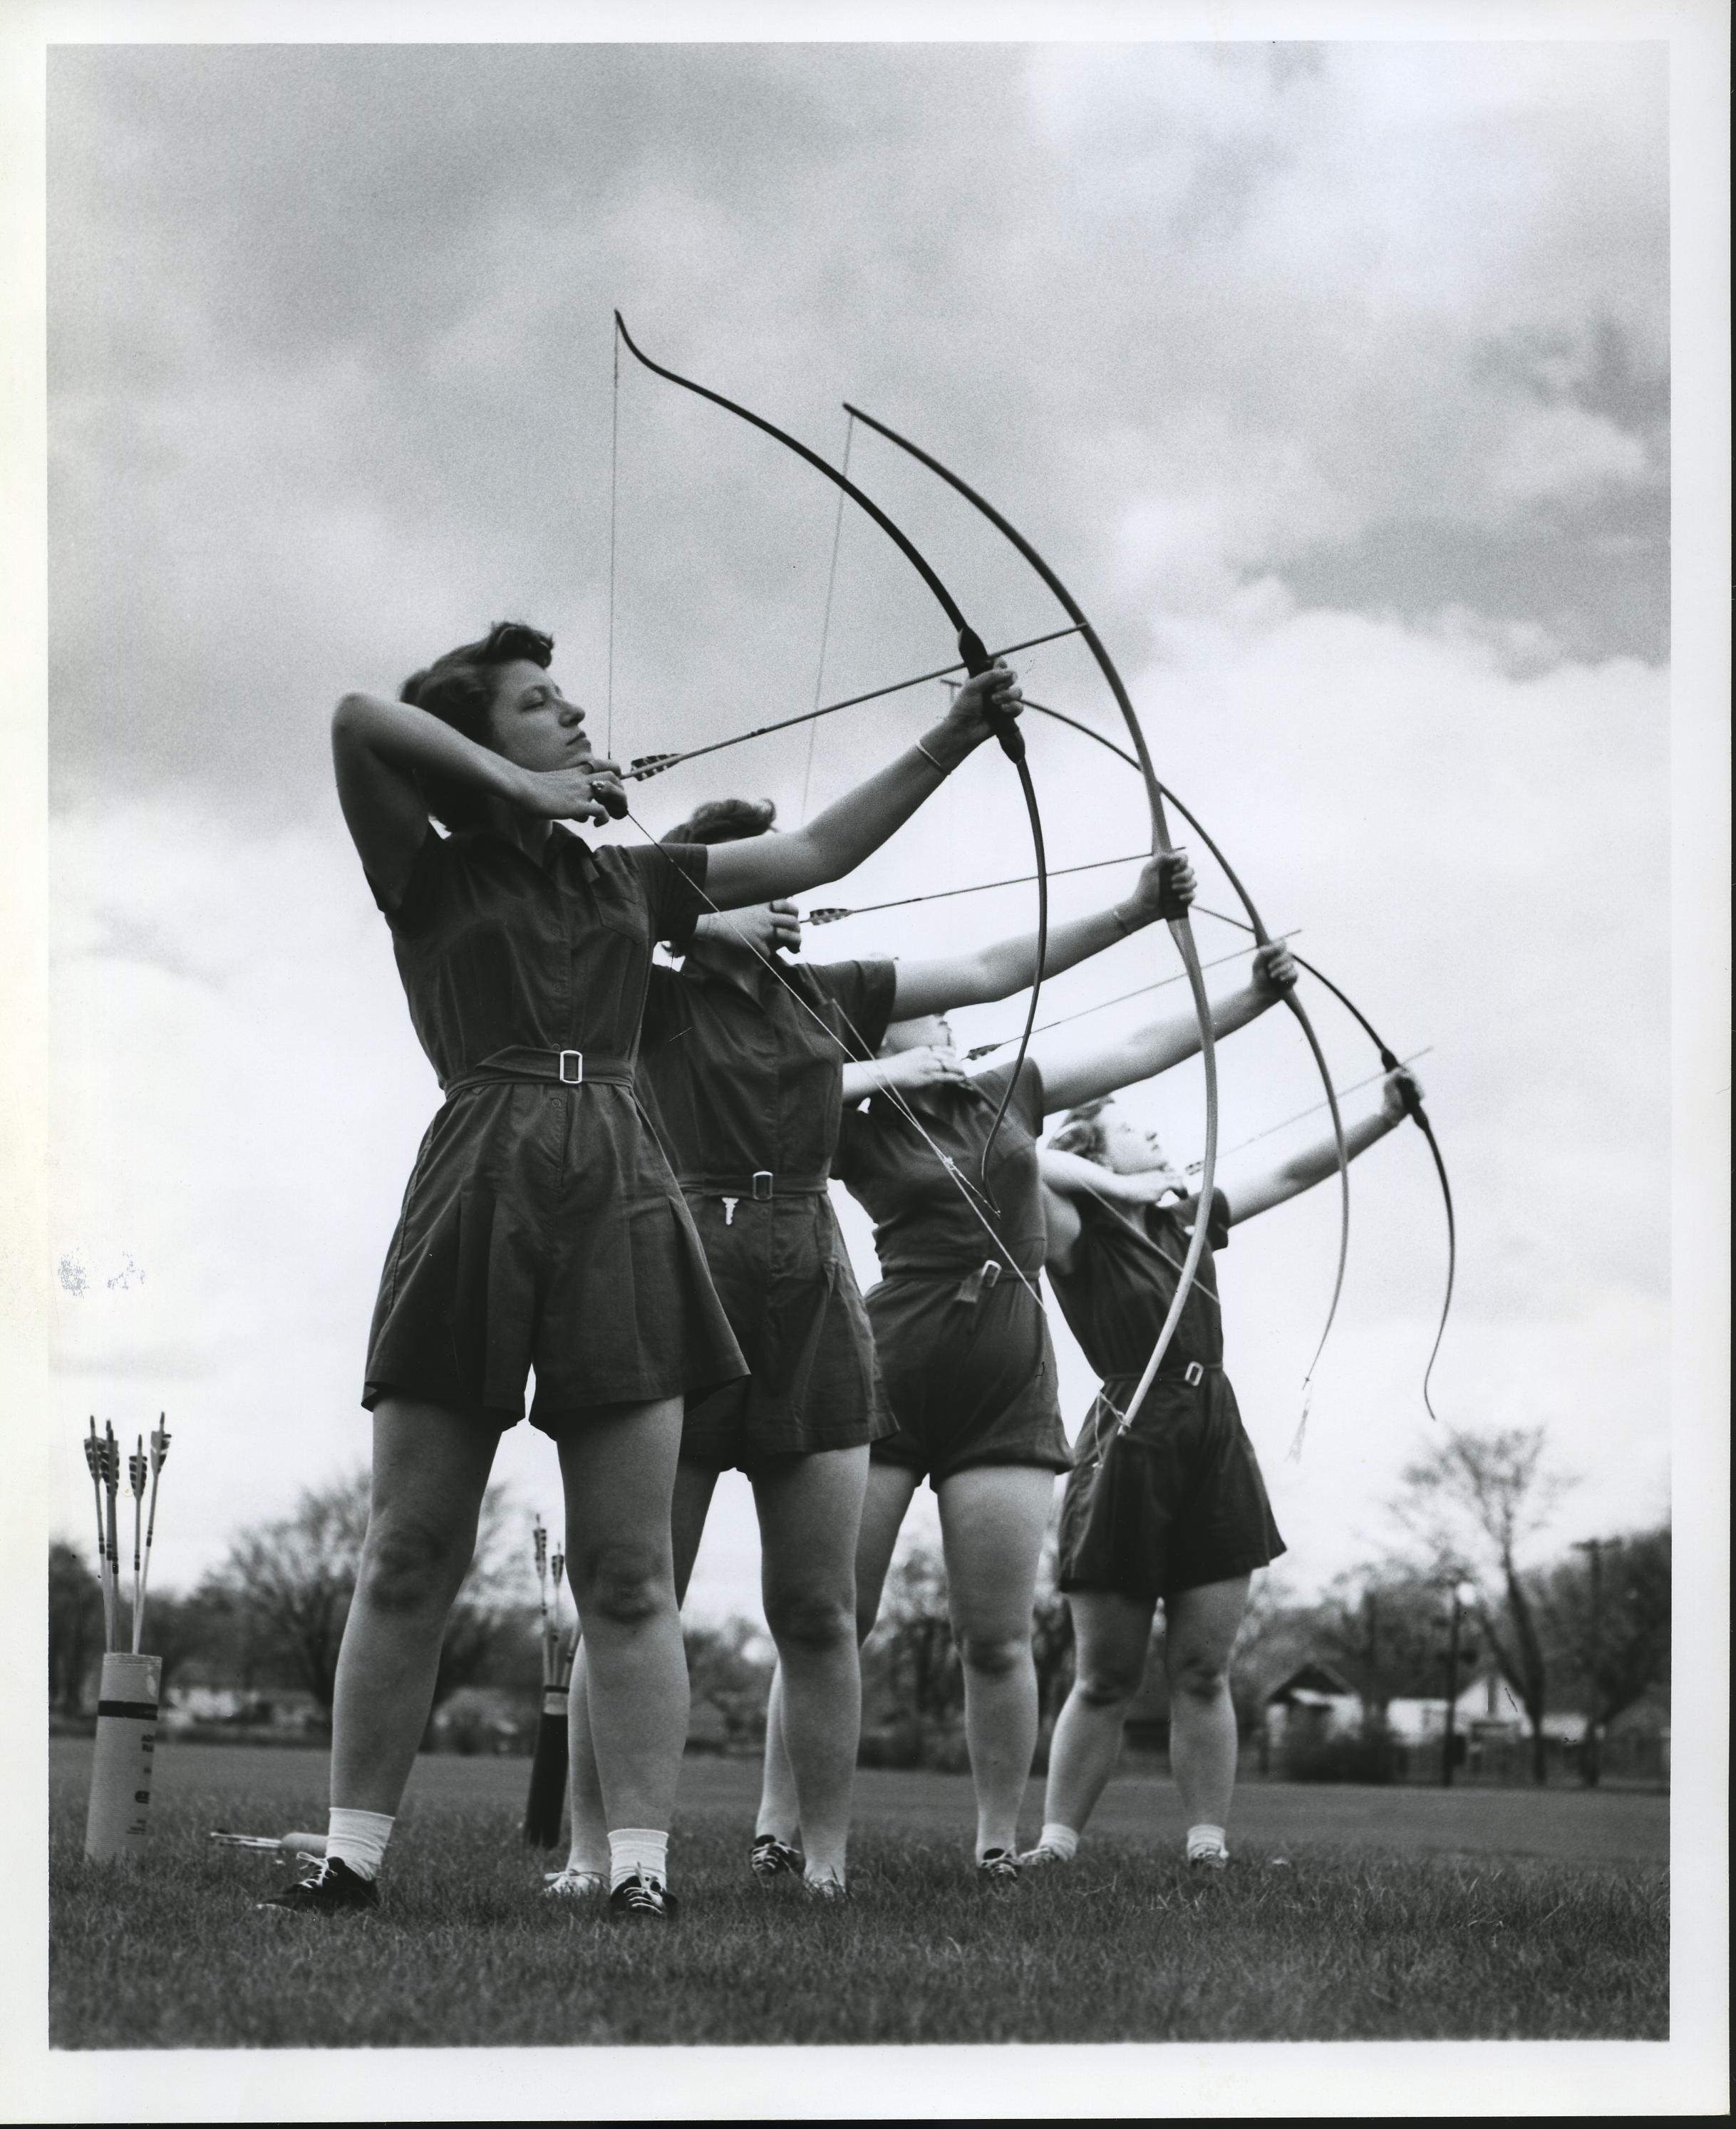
top-left (1051, 1169), bottom-right (1223, 1455)
top-left (805, 848), bottom-right (1150, 923)
top-left (800, 414), bottom-right (855, 826)
top-left (965, 935), bottom-right (1301, 1059)
top-left (1182, 1047), bottom-right (1432, 1171)
top-left (621, 808), bottom-right (1048, 1313)
top-left (618, 624), bottom-right (1084, 785)
top-left (606, 327), bottom-right (621, 760)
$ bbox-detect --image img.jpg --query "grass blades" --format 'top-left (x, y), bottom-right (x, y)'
top-left (50, 1744), bottom-right (1667, 2050)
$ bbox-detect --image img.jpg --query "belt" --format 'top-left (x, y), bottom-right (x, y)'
top-left (443, 1047), bottom-right (635, 1099)
top-left (679, 1173), bottom-right (829, 1201)
top-left (1104, 1360), bottom-right (1222, 1399)
top-left (886, 1258), bottom-right (1033, 1307)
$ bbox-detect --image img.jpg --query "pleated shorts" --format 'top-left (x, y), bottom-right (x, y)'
top-left (865, 1270), bottom-right (1071, 1488)
top-left (678, 1193), bottom-right (893, 1471)
top-left (363, 1082), bottom-right (748, 1431)
top-left (1058, 1369), bottom-right (1285, 1600)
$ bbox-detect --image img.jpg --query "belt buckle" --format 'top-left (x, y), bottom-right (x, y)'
top-left (752, 1171), bottom-right (773, 1201)
top-left (956, 1259), bottom-right (1002, 1307)
top-left (558, 1050), bottom-right (583, 1084)
top-left (1184, 1360), bottom-right (1204, 1387)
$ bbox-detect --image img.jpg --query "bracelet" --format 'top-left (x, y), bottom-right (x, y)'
top-left (916, 738), bottom-right (953, 777)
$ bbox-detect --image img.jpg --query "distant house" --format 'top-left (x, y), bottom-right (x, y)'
top-left (162, 1684), bottom-right (249, 1729)
top-left (1263, 1659), bottom-right (1526, 1761)
top-left (1261, 1662), bottom-right (1363, 1754)
top-left (160, 1684), bottom-right (324, 1734)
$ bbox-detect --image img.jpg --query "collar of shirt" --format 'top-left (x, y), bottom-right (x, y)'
top-left (677, 950), bottom-right (795, 1013)
top-left (450, 822), bottom-right (599, 878)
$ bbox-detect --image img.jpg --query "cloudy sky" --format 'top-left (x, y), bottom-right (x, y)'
top-left (41, 33), bottom-right (1682, 1621)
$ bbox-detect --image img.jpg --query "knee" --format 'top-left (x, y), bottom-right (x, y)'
top-left (358, 1513), bottom-right (470, 1617)
top-left (1169, 1649), bottom-right (1231, 1706)
top-left (576, 1540), bottom-right (671, 1628)
top-left (957, 1630), bottom-right (1030, 1681)
top-left (1075, 1654), bottom-right (1143, 1710)
top-left (765, 1587), bottom-right (856, 1658)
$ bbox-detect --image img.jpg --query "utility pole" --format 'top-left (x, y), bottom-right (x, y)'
top-left (1572, 1537), bottom-right (1616, 1786)
top-left (1441, 1581), bottom-right (1467, 1788)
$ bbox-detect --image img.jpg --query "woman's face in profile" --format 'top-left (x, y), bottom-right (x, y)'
top-left (485, 660), bottom-right (594, 774)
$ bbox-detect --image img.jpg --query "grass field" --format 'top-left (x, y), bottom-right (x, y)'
top-left (50, 1741), bottom-right (1668, 2049)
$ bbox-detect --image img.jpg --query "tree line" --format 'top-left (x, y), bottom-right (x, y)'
top-left (49, 1424), bottom-right (1668, 1784)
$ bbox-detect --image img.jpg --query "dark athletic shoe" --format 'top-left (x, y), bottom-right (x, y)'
top-left (802, 1875), bottom-right (851, 1905)
top-left (609, 1872), bottom-right (678, 1922)
top-left (976, 1848), bottom-right (1022, 1890)
top-left (1187, 1846), bottom-right (1231, 1875)
top-left (257, 1857), bottom-right (379, 1915)
top-left (749, 1835), bottom-right (805, 1885)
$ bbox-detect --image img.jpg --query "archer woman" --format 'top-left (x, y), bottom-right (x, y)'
top-left (1020, 1064), bottom-right (1424, 1876)
top-left (756, 925), bottom-right (1302, 1885)
top-left (554, 799), bottom-right (1195, 1901)
top-left (263, 619), bottom-right (1021, 1920)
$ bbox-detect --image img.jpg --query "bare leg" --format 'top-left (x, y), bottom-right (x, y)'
top-left (758, 1459), bottom-right (918, 1845)
top-left (556, 1399), bottom-right (691, 1835)
top-left (934, 1464), bottom-right (1057, 1859)
top-left (562, 1459), bottom-right (715, 1875)
top-left (1163, 1575), bottom-right (1250, 1838)
top-left (331, 1398), bottom-right (499, 1815)
top-left (751, 1448), bottom-right (869, 1885)
top-left (1039, 1589), bottom-right (1157, 1840)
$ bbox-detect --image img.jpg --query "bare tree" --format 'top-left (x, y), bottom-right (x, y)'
top-left (48, 1540), bottom-right (103, 1714)
top-left (217, 1475), bottom-right (371, 1713)
top-left (1539, 1524), bottom-right (1671, 1776)
top-left (1393, 1426), bottom-right (1574, 1783)
top-left (684, 1616), bottom-right (775, 1746)
top-left (1316, 1565), bottom-right (1452, 1749)
top-left (213, 1471), bottom-right (527, 1716)
top-left (872, 1543), bottom-right (962, 1733)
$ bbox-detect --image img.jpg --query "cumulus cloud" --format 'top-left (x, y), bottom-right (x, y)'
top-left (43, 42), bottom-right (1672, 1607)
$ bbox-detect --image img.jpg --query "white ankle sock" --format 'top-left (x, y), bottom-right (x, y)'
top-left (608, 1828), bottom-right (669, 1891)
top-left (1186, 1822), bottom-right (1228, 1858)
top-left (326, 1807), bottom-right (394, 1882)
top-left (1038, 1822), bottom-right (1080, 1860)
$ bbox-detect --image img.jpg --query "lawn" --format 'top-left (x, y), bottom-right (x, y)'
top-left (49, 1741), bottom-right (1668, 2049)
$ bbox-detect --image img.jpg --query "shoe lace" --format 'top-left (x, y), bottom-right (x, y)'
top-left (619, 1872), bottom-right (666, 1910)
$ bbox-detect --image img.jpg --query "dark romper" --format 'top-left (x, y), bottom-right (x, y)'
top-left (639, 955), bottom-right (899, 1471)
top-left (832, 1061), bottom-right (1071, 1488)
top-left (1050, 1188), bottom-right (1284, 1600)
top-left (361, 825), bottom-right (748, 1431)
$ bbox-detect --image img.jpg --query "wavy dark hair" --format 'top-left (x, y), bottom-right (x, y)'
top-left (661, 797), bottom-right (777, 847)
top-left (400, 620), bottom-right (554, 830)
top-left (1048, 1097), bottom-right (1112, 1165)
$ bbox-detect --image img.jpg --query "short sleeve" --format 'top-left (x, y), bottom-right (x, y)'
top-left (624, 841), bottom-right (711, 951)
top-left (368, 826), bottom-right (448, 936)
top-left (973, 1057), bottom-right (1047, 1134)
top-left (1173, 1188), bottom-right (1231, 1252)
top-left (810, 958), bottom-right (899, 1060)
